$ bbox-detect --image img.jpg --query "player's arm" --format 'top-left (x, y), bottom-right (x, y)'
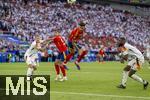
top-left (119, 52), bottom-right (128, 63)
top-left (63, 51), bottom-right (67, 61)
top-left (38, 37), bottom-right (54, 52)
top-left (42, 37), bottom-right (53, 45)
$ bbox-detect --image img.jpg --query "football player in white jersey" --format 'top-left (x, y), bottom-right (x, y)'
top-left (24, 35), bottom-right (49, 81)
top-left (117, 37), bottom-right (149, 89)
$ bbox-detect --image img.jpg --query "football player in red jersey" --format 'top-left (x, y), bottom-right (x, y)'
top-left (97, 46), bottom-right (105, 63)
top-left (65, 21), bottom-right (88, 70)
top-left (49, 32), bottom-right (68, 81)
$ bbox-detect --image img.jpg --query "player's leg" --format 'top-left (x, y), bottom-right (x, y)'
top-left (101, 55), bottom-right (105, 63)
top-left (62, 51), bottom-right (69, 70)
top-left (99, 55), bottom-right (104, 63)
top-left (26, 64), bottom-right (35, 81)
top-left (64, 41), bottom-right (75, 63)
top-left (54, 53), bottom-right (62, 81)
top-left (26, 57), bottom-right (37, 81)
top-left (97, 54), bottom-right (100, 62)
top-left (54, 60), bottom-right (61, 81)
top-left (128, 69), bottom-right (148, 89)
top-left (59, 63), bottom-right (67, 81)
top-left (60, 52), bottom-right (67, 81)
top-left (75, 46), bottom-right (88, 70)
top-left (117, 65), bottom-right (131, 89)
top-left (76, 47), bottom-right (88, 63)
top-left (128, 59), bottom-right (149, 89)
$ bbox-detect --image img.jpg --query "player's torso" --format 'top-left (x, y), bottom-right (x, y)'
top-left (53, 35), bottom-right (67, 52)
top-left (69, 27), bottom-right (83, 42)
top-left (99, 50), bottom-right (104, 55)
top-left (25, 41), bottom-right (39, 58)
top-left (124, 43), bottom-right (144, 60)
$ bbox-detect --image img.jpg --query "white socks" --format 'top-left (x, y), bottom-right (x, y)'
top-left (27, 67), bottom-right (34, 77)
top-left (131, 74), bottom-right (144, 84)
top-left (121, 71), bottom-right (129, 86)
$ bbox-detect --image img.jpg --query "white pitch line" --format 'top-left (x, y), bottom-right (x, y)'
top-left (51, 91), bottom-right (150, 100)
top-left (1, 88), bottom-right (149, 100)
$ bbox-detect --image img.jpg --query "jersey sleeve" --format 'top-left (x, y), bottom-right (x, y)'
top-left (122, 43), bottom-right (130, 55)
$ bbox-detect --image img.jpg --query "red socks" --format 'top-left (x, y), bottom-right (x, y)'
top-left (55, 64), bottom-right (66, 77)
top-left (77, 50), bottom-right (88, 62)
top-left (60, 66), bottom-right (66, 77)
top-left (55, 64), bottom-right (60, 75)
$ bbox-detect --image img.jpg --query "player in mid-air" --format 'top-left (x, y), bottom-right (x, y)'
top-left (24, 35), bottom-right (48, 81)
top-left (117, 37), bottom-right (149, 89)
top-left (49, 32), bottom-right (68, 81)
top-left (97, 46), bottom-right (105, 63)
top-left (64, 21), bottom-right (88, 70)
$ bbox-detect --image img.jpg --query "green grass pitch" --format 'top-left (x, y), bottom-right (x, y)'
top-left (0, 62), bottom-right (150, 100)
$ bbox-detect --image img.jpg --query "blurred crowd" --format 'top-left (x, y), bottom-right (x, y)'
top-left (0, 0), bottom-right (149, 53)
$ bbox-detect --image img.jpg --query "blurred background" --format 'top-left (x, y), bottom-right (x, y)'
top-left (0, 0), bottom-right (149, 63)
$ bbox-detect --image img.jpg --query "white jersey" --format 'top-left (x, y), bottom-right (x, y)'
top-left (122, 43), bottom-right (144, 61)
top-left (25, 41), bottom-right (40, 58)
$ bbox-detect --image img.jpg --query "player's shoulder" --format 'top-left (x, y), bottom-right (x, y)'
top-left (124, 43), bottom-right (133, 48)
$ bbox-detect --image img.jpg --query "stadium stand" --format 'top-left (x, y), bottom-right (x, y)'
top-left (0, 0), bottom-right (149, 62)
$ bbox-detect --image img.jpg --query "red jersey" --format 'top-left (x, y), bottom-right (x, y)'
top-left (99, 49), bottom-right (105, 56)
top-left (69, 27), bottom-right (84, 42)
top-left (53, 35), bottom-right (67, 53)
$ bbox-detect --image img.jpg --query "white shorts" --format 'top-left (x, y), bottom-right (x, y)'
top-left (26, 56), bottom-right (39, 67)
top-left (128, 58), bottom-right (144, 71)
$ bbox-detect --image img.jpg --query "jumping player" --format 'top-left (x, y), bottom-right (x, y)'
top-left (117, 37), bottom-right (149, 89)
top-left (49, 32), bottom-right (68, 81)
top-left (65, 21), bottom-right (88, 70)
top-left (24, 35), bottom-right (48, 81)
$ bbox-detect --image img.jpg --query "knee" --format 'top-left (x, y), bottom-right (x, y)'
top-left (128, 70), bottom-right (136, 77)
top-left (123, 65), bottom-right (131, 71)
top-left (28, 64), bottom-right (33, 68)
top-left (55, 61), bottom-right (59, 65)
top-left (128, 72), bottom-right (132, 77)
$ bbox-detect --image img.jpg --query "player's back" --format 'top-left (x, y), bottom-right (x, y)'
top-left (69, 27), bottom-right (83, 42)
top-left (124, 43), bottom-right (144, 60)
top-left (53, 35), bottom-right (67, 53)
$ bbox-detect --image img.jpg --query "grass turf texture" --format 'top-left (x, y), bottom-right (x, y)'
top-left (0, 62), bottom-right (150, 100)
